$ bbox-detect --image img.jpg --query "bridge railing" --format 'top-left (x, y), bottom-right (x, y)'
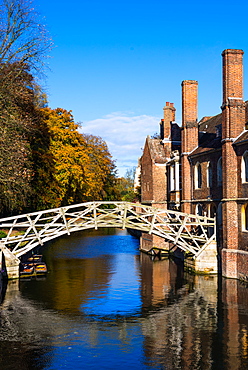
top-left (0, 201), bottom-right (216, 259)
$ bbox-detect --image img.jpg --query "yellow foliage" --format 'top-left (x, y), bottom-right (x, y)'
top-left (36, 108), bottom-right (117, 207)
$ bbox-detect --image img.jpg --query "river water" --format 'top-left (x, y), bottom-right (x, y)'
top-left (0, 228), bottom-right (248, 370)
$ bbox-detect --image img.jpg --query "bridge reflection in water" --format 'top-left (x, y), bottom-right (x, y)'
top-left (0, 229), bottom-right (247, 370)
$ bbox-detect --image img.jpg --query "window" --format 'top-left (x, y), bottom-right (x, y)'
top-left (217, 202), bottom-right (222, 227)
top-left (207, 203), bottom-right (216, 236)
top-left (217, 157), bottom-right (222, 186)
top-left (195, 203), bottom-right (203, 216)
top-left (194, 162), bottom-right (202, 189)
top-left (207, 162), bottom-right (213, 188)
top-left (241, 151), bottom-right (248, 183)
top-left (208, 203), bottom-right (216, 218)
top-left (246, 206), bottom-right (248, 230)
top-left (241, 204), bottom-right (248, 231)
top-left (170, 164), bottom-right (175, 191)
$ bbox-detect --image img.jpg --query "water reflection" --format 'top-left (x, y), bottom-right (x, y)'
top-left (0, 228), bottom-right (248, 370)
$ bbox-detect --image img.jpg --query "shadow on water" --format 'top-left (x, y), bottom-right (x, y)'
top-left (0, 229), bottom-right (248, 370)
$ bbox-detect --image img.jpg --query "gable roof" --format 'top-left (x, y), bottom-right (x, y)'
top-left (146, 136), bottom-right (167, 164)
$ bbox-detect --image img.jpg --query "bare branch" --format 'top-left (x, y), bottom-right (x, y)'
top-left (0, 0), bottom-right (53, 77)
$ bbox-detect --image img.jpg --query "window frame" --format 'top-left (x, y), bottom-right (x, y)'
top-left (217, 157), bottom-right (222, 186)
top-left (241, 151), bottom-right (248, 183)
top-left (194, 162), bottom-right (202, 189)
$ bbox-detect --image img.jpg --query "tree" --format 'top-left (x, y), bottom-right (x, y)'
top-left (36, 108), bottom-right (118, 208)
top-left (0, 0), bottom-right (52, 77)
top-left (0, 0), bottom-right (52, 215)
top-left (0, 64), bottom-right (42, 215)
top-left (116, 167), bottom-right (140, 202)
top-left (82, 134), bottom-right (118, 200)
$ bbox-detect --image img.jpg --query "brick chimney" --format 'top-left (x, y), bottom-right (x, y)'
top-left (181, 80), bottom-right (198, 153)
top-left (221, 49), bottom-right (245, 261)
top-left (181, 80), bottom-right (198, 214)
top-left (222, 49), bottom-right (245, 139)
top-left (160, 102), bottom-right (176, 140)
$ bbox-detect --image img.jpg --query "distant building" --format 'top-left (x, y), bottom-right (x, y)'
top-left (133, 159), bottom-right (141, 193)
top-left (140, 49), bottom-right (248, 281)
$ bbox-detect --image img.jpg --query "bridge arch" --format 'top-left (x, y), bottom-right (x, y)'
top-left (0, 202), bottom-right (216, 262)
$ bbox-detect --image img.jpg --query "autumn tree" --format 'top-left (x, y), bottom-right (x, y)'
top-left (82, 134), bottom-right (118, 200)
top-left (0, 0), bottom-right (120, 214)
top-left (34, 108), bottom-right (118, 208)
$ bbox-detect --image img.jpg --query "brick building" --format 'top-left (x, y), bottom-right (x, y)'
top-left (140, 49), bottom-right (248, 281)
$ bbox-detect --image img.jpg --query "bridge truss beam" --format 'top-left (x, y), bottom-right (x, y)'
top-left (0, 202), bottom-right (216, 260)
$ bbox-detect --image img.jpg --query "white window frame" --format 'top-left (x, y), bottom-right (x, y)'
top-left (194, 162), bottom-right (202, 189)
top-left (207, 161), bottom-right (213, 188)
top-left (241, 151), bottom-right (248, 183)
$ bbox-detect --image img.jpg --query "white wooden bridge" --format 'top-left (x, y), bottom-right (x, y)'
top-left (0, 201), bottom-right (216, 259)
top-left (0, 201), bottom-right (217, 277)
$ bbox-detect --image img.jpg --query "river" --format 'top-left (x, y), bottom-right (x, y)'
top-left (0, 228), bottom-right (248, 369)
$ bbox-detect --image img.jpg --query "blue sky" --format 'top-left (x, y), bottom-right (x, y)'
top-left (33, 0), bottom-right (248, 176)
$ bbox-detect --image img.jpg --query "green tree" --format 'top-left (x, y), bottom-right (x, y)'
top-left (116, 167), bottom-right (139, 202)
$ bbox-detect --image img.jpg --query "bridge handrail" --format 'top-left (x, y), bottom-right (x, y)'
top-left (0, 201), bottom-right (215, 222)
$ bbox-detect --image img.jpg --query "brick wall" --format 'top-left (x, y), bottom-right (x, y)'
top-left (222, 248), bottom-right (248, 280)
top-left (152, 165), bottom-right (167, 204)
top-left (191, 153), bottom-right (222, 199)
top-left (141, 139), bottom-right (154, 202)
top-left (234, 143), bottom-right (248, 251)
top-left (140, 149), bottom-right (167, 204)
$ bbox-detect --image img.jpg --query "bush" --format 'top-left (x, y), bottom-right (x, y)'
top-left (0, 230), bottom-right (7, 238)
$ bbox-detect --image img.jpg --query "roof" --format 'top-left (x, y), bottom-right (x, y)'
top-left (233, 130), bottom-right (248, 145)
top-left (147, 137), bottom-right (167, 164)
top-left (198, 113), bottom-right (222, 134)
top-left (190, 113), bottom-right (222, 156)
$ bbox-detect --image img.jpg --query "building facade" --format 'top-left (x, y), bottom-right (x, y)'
top-left (140, 49), bottom-right (248, 281)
